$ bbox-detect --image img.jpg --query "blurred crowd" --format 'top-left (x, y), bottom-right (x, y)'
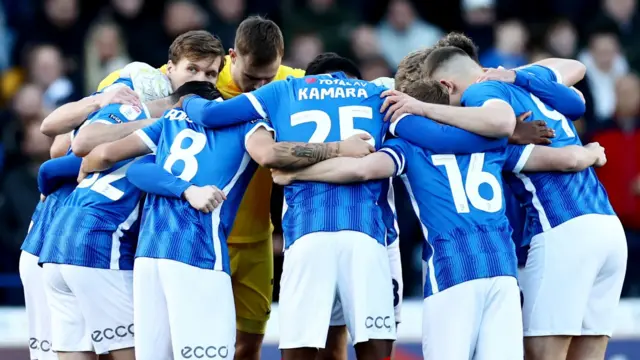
top-left (1, 0), bottom-right (640, 304)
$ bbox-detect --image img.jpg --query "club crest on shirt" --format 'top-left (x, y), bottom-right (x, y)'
top-left (120, 105), bottom-right (142, 120)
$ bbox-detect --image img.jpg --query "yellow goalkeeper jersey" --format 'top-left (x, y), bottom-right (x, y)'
top-left (96, 57), bottom-right (305, 243)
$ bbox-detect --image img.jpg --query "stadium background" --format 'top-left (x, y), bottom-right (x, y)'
top-left (0, 0), bottom-right (639, 358)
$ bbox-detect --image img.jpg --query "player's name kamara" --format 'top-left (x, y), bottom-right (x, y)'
top-left (298, 87), bottom-right (369, 101)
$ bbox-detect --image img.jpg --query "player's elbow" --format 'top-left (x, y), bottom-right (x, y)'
top-left (556, 148), bottom-right (581, 172)
top-left (71, 135), bottom-right (92, 157)
top-left (251, 148), bottom-right (280, 168)
top-left (40, 119), bottom-right (59, 137)
top-left (495, 112), bottom-right (516, 138)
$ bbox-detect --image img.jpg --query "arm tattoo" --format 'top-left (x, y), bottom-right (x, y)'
top-left (271, 142), bottom-right (340, 170)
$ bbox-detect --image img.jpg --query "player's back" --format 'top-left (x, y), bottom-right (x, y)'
top-left (490, 81), bottom-right (614, 241)
top-left (264, 73), bottom-right (390, 246)
top-left (39, 103), bottom-right (150, 270)
top-left (383, 138), bottom-right (518, 296)
top-left (136, 108), bottom-right (259, 271)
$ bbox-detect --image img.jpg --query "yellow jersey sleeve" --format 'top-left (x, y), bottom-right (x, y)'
top-left (226, 63), bottom-right (305, 243)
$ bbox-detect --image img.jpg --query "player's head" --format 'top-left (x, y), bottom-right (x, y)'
top-left (403, 80), bottom-right (450, 105)
top-left (229, 16), bottom-right (285, 92)
top-left (395, 49), bottom-right (429, 91)
top-left (166, 30), bottom-right (225, 90)
top-left (433, 32), bottom-right (480, 63)
top-left (423, 46), bottom-right (483, 106)
top-left (305, 52), bottom-right (362, 79)
top-left (171, 81), bottom-right (223, 104)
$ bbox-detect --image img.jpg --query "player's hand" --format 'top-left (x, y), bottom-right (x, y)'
top-left (77, 159), bottom-right (90, 183)
top-left (476, 68), bottom-right (516, 83)
top-left (271, 169), bottom-right (295, 185)
top-left (173, 95), bottom-right (191, 109)
top-left (584, 142), bottom-right (607, 167)
top-left (380, 89), bottom-right (426, 122)
top-left (183, 185), bottom-right (227, 213)
top-left (340, 133), bottom-right (375, 158)
top-left (97, 86), bottom-right (141, 108)
top-left (508, 111), bottom-right (555, 145)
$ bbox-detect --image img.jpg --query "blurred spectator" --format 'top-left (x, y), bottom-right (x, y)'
top-left (578, 22), bottom-right (629, 126)
top-left (207, 0), bottom-right (246, 48)
top-left (461, 0), bottom-right (496, 53)
top-left (285, 33), bottom-right (325, 70)
top-left (27, 44), bottom-right (74, 110)
top-left (84, 21), bottom-right (131, 95)
top-left (376, 0), bottom-right (443, 68)
top-left (164, 0), bottom-right (208, 40)
top-left (350, 25), bottom-right (382, 62)
top-left (283, 0), bottom-right (357, 57)
top-left (480, 19), bottom-right (528, 68)
top-left (596, 0), bottom-right (640, 70)
top-left (545, 19), bottom-right (578, 58)
top-left (360, 55), bottom-right (393, 81)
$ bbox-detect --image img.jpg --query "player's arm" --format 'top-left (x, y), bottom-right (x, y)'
top-left (37, 154), bottom-right (82, 196)
top-left (72, 116), bottom-right (157, 157)
top-left (391, 113), bottom-right (507, 154)
top-left (50, 133), bottom-right (72, 159)
top-left (529, 58), bottom-right (586, 87)
top-left (245, 127), bottom-right (374, 171)
top-left (126, 155), bottom-right (192, 198)
top-left (272, 152), bottom-right (396, 185)
top-left (506, 143), bottom-right (606, 174)
top-left (40, 86), bottom-right (140, 136)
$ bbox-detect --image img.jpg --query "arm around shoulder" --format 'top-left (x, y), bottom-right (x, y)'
top-left (521, 143), bottom-right (606, 173)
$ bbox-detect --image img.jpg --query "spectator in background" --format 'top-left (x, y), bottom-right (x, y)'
top-left (207, 0), bottom-right (246, 48)
top-left (360, 55), bottom-right (392, 80)
top-left (376, 0), bottom-right (443, 68)
top-left (164, 0), bottom-right (208, 40)
top-left (578, 22), bottom-right (628, 127)
top-left (84, 21), bottom-right (131, 95)
top-left (27, 44), bottom-right (74, 110)
top-left (545, 19), bottom-right (578, 59)
top-left (597, 0), bottom-right (640, 70)
top-left (283, 0), bottom-right (357, 57)
top-left (350, 25), bottom-right (382, 62)
top-left (480, 19), bottom-right (528, 68)
top-left (460, 0), bottom-right (495, 53)
top-left (285, 33), bottom-right (324, 69)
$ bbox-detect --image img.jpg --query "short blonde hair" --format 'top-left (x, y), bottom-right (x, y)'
top-left (395, 49), bottom-right (429, 91)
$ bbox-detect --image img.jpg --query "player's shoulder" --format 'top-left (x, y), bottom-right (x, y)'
top-left (90, 104), bottom-right (149, 124)
top-left (461, 80), bottom-right (514, 106)
top-left (97, 70), bottom-right (122, 92)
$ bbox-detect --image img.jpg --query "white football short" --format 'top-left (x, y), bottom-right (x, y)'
top-left (42, 264), bottom-right (134, 354)
top-left (19, 252), bottom-right (56, 360)
top-left (422, 276), bottom-right (523, 360)
top-left (279, 231), bottom-right (396, 349)
top-left (520, 214), bottom-right (627, 337)
top-left (133, 258), bottom-right (235, 360)
top-left (329, 238), bottom-right (403, 328)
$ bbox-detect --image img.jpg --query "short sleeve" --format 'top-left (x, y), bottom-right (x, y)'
top-left (503, 144), bottom-right (535, 173)
top-left (245, 80), bottom-right (289, 120)
top-left (242, 119), bottom-right (275, 150)
top-left (380, 138), bottom-right (411, 176)
top-left (460, 81), bottom-right (511, 108)
top-left (88, 103), bottom-right (149, 125)
top-left (135, 119), bottom-right (164, 153)
top-left (519, 64), bottom-right (560, 84)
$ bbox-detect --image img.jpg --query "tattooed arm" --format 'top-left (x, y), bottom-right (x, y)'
top-left (245, 127), bottom-right (375, 171)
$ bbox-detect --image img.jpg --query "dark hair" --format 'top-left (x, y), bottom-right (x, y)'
top-left (587, 18), bottom-right (621, 41)
top-left (235, 16), bottom-right (284, 66)
top-left (434, 32), bottom-right (479, 62)
top-left (171, 81), bottom-right (222, 102)
top-left (395, 50), bottom-right (429, 91)
top-left (403, 80), bottom-right (449, 105)
top-left (423, 46), bottom-right (470, 78)
top-left (168, 30), bottom-right (225, 72)
top-left (305, 52), bottom-right (362, 79)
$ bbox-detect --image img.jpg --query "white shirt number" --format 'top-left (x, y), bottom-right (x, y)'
top-left (77, 162), bottom-right (133, 201)
top-left (163, 129), bottom-right (207, 181)
top-left (432, 153), bottom-right (502, 213)
top-left (290, 106), bottom-right (375, 146)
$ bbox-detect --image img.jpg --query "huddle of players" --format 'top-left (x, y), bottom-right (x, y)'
top-left (18, 14), bottom-right (626, 360)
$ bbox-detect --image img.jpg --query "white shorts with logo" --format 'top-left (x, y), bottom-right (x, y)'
top-left (133, 258), bottom-right (235, 360)
top-left (329, 238), bottom-right (403, 328)
top-left (19, 252), bottom-right (56, 360)
top-left (42, 264), bottom-right (134, 354)
top-left (520, 214), bottom-right (627, 337)
top-left (279, 231), bottom-right (396, 349)
top-left (422, 276), bottom-right (523, 360)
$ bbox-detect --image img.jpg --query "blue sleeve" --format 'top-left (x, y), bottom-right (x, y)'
top-left (514, 69), bottom-right (585, 120)
top-left (379, 138), bottom-right (412, 176)
top-left (126, 155), bottom-right (192, 198)
top-left (183, 81), bottom-right (285, 128)
top-left (518, 65), bottom-right (558, 82)
top-left (37, 154), bottom-right (82, 196)
top-left (502, 144), bottom-right (535, 173)
top-left (460, 81), bottom-right (511, 108)
top-left (390, 114), bottom-right (508, 154)
top-left (135, 118), bottom-right (164, 153)
top-left (88, 103), bottom-right (148, 125)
